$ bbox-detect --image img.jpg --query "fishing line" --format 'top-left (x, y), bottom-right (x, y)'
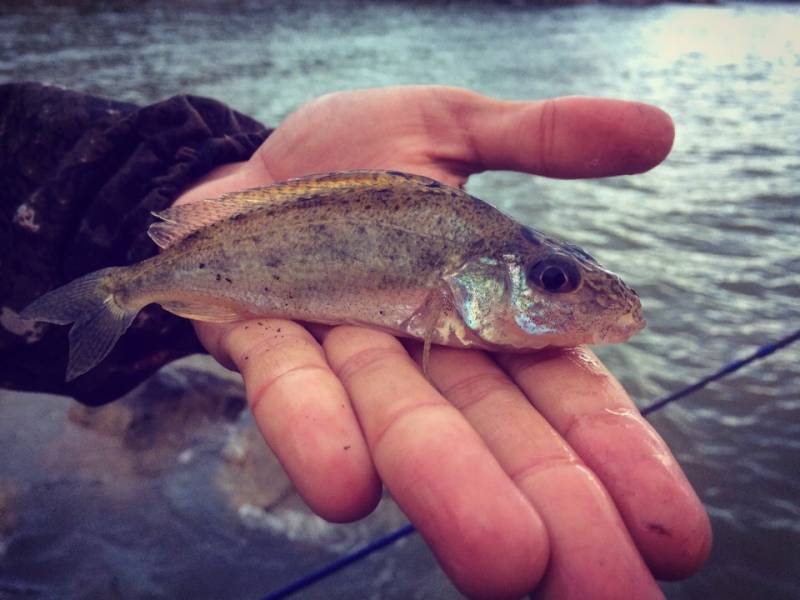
top-left (261, 327), bottom-right (800, 600)
top-left (260, 524), bottom-right (417, 600)
top-left (640, 327), bottom-right (800, 416)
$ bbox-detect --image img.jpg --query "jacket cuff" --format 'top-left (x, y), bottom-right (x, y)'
top-left (1, 83), bottom-right (271, 405)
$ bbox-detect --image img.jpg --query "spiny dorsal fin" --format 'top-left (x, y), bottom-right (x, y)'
top-left (148, 170), bottom-right (443, 249)
top-left (148, 197), bottom-right (260, 249)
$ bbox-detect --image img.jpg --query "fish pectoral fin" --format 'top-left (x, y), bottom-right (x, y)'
top-left (421, 325), bottom-right (434, 380)
top-left (409, 286), bottom-right (453, 379)
top-left (159, 300), bottom-right (244, 323)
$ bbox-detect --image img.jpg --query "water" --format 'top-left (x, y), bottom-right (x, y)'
top-left (1, 1), bottom-right (799, 598)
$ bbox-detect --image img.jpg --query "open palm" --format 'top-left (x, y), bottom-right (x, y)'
top-left (174, 86), bottom-right (710, 599)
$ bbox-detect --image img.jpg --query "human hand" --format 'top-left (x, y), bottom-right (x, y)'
top-left (174, 87), bottom-right (711, 599)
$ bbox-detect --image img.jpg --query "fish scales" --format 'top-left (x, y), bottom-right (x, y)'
top-left (20, 170), bottom-right (645, 381)
top-left (130, 174), bottom-right (514, 327)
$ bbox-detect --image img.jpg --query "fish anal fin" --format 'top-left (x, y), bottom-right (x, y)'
top-left (159, 299), bottom-right (244, 323)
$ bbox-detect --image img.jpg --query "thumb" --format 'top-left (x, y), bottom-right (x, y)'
top-left (463, 95), bottom-right (675, 178)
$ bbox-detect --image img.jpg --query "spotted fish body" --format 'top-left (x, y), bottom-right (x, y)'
top-left (21, 171), bottom-right (644, 381)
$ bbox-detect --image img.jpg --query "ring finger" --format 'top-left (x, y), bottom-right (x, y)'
top-left (322, 325), bottom-right (549, 599)
top-left (424, 346), bottom-right (664, 600)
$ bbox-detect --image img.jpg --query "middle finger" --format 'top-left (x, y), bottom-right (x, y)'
top-left (322, 325), bottom-right (548, 600)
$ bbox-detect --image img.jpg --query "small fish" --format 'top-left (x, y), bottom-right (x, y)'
top-left (21, 170), bottom-right (644, 381)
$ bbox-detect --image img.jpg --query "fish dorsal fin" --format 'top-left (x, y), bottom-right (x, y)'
top-left (148, 170), bottom-right (444, 249)
top-left (148, 197), bottom-right (259, 249)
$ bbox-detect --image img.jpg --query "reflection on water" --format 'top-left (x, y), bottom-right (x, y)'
top-left (1, 1), bottom-right (799, 599)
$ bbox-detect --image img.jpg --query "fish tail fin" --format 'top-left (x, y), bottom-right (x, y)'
top-left (20, 267), bottom-right (139, 381)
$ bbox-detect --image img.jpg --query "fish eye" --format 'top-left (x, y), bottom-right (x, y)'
top-left (527, 256), bottom-right (581, 293)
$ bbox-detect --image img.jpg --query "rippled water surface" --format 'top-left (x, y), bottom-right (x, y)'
top-left (1, 1), bottom-right (799, 599)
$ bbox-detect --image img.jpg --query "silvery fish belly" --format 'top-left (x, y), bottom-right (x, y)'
top-left (20, 170), bottom-right (645, 381)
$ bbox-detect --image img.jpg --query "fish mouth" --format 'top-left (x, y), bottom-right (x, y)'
top-left (594, 309), bottom-right (646, 344)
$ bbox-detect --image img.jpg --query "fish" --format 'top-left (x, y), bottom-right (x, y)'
top-left (20, 170), bottom-right (645, 381)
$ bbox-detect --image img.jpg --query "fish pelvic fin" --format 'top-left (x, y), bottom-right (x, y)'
top-left (400, 285), bottom-right (454, 381)
top-left (19, 267), bottom-right (139, 381)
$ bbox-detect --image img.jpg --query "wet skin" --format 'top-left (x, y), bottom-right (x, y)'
top-left (175, 86), bottom-right (712, 599)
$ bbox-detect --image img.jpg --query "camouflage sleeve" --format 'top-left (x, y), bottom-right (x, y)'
top-left (0, 82), bottom-right (271, 405)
